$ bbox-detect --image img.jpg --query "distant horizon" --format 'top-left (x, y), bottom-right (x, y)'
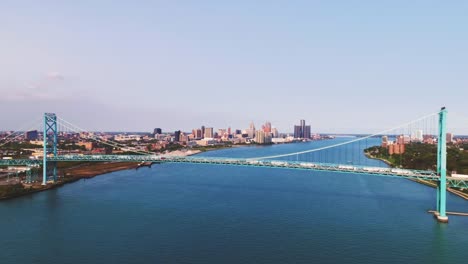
top-left (3, 130), bottom-right (468, 138)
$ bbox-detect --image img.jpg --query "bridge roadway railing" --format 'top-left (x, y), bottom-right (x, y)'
top-left (2, 155), bottom-right (467, 188)
top-left (52, 155), bottom-right (442, 181)
top-left (0, 159), bottom-right (41, 166)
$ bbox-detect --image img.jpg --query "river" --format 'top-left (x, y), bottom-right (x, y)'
top-left (1, 138), bottom-right (468, 263)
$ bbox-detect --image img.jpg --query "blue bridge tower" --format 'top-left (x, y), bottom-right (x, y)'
top-left (436, 107), bottom-right (448, 223)
top-left (42, 113), bottom-right (58, 185)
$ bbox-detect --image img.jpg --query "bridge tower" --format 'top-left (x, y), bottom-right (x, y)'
top-left (42, 113), bottom-right (58, 185)
top-left (436, 107), bottom-right (448, 223)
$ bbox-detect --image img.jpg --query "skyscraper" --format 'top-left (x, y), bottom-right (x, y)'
top-left (201, 126), bottom-right (205, 139)
top-left (293, 120), bottom-right (311, 139)
top-left (246, 122), bottom-right (256, 138)
top-left (255, 130), bottom-right (271, 144)
top-left (381, 135), bottom-right (389, 147)
top-left (303, 125), bottom-right (311, 139)
top-left (271, 127), bottom-right (279, 138)
top-left (192, 129), bottom-right (203, 139)
top-left (204, 127), bottom-right (214, 138)
top-left (174, 130), bottom-right (181, 142)
top-left (263, 121), bottom-right (271, 133)
top-left (294, 125), bottom-right (302, 138)
top-left (25, 130), bottom-right (38, 140)
top-left (446, 133), bottom-right (454, 143)
top-left (153, 128), bottom-right (162, 135)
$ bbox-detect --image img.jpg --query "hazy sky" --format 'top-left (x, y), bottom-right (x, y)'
top-left (1, 1), bottom-right (467, 133)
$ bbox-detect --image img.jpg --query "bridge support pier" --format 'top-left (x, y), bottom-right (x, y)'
top-left (435, 107), bottom-right (448, 223)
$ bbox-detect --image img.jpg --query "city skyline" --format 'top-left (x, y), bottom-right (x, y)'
top-left (1, 1), bottom-right (468, 133)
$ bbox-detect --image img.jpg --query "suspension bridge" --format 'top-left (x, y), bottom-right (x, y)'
top-left (1, 107), bottom-right (467, 223)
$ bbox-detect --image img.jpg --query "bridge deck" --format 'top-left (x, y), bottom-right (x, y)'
top-left (1, 155), bottom-right (467, 187)
top-left (2, 154), bottom-right (463, 185)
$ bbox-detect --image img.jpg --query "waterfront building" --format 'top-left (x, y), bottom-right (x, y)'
top-left (255, 130), bottom-right (265, 144)
top-left (388, 143), bottom-right (405, 155)
top-left (381, 136), bottom-right (389, 147)
top-left (272, 137), bottom-right (286, 143)
top-left (271, 127), bottom-right (279, 138)
top-left (201, 126), bottom-right (205, 139)
top-left (255, 130), bottom-right (272, 144)
top-left (204, 127), bottom-right (214, 139)
top-left (303, 125), bottom-right (311, 139)
top-left (294, 125), bottom-right (302, 138)
top-left (293, 120), bottom-right (311, 139)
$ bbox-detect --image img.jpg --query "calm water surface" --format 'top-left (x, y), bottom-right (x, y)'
top-left (1, 138), bottom-right (468, 263)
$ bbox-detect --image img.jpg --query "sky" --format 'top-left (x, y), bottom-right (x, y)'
top-left (1, 0), bottom-right (467, 134)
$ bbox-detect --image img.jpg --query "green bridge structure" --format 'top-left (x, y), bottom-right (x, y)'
top-left (0, 107), bottom-right (466, 223)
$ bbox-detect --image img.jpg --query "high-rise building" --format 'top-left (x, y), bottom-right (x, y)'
top-left (246, 122), bottom-right (256, 138)
top-left (397, 135), bottom-right (411, 144)
top-left (250, 122), bottom-right (256, 134)
top-left (381, 136), bottom-right (389, 147)
top-left (25, 130), bottom-right (38, 140)
top-left (411, 130), bottom-right (423, 142)
top-left (263, 121), bottom-right (272, 133)
top-left (388, 143), bottom-right (405, 155)
top-left (294, 125), bottom-right (302, 138)
top-left (201, 126), bottom-right (205, 139)
top-left (271, 127), bottom-right (279, 138)
top-left (179, 133), bottom-right (188, 142)
top-left (245, 129), bottom-right (254, 138)
top-left (255, 130), bottom-right (271, 144)
top-left (255, 130), bottom-right (265, 143)
top-left (204, 127), bottom-right (214, 138)
top-left (174, 130), bottom-right (181, 142)
top-left (192, 129), bottom-right (203, 139)
top-left (446, 133), bottom-right (454, 143)
top-left (293, 120), bottom-right (311, 139)
top-left (153, 128), bottom-right (162, 135)
top-left (303, 125), bottom-right (311, 139)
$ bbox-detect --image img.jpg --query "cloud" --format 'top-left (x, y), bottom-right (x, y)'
top-left (0, 71), bottom-right (66, 102)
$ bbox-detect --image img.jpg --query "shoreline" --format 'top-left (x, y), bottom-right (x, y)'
top-left (4, 145), bottom-right (467, 202)
top-left (0, 149), bottom-right (203, 201)
top-left (365, 154), bottom-right (468, 200)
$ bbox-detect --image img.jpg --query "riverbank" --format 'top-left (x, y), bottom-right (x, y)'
top-left (365, 154), bottom-right (468, 200)
top-left (0, 149), bottom-right (203, 200)
top-left (364, 153), bottom-right (394, 167)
